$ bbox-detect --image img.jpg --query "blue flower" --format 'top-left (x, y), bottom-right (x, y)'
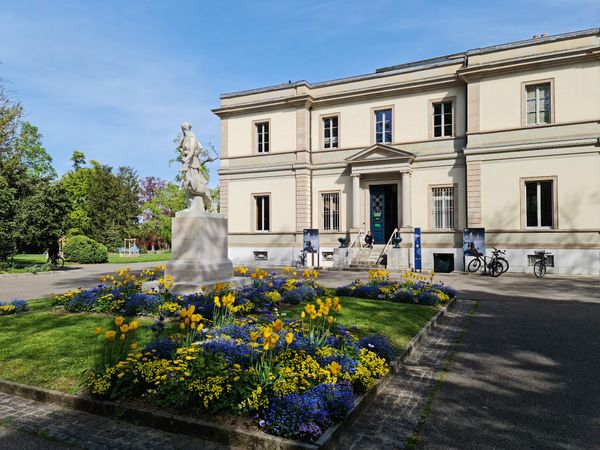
top-left (358, 334), bottom-right (396, 362)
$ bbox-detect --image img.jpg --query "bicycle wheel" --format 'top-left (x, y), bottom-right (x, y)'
top-left (489, 260), bottom-right (503, 277)
top-left (499, 257), bottom-right (509, 273)
top-left (533, 260), bottom-right (546, 278)
top-left (55, 257), bottom-right (65, 269)
top-left (467, 258), bottom-right (481, 273)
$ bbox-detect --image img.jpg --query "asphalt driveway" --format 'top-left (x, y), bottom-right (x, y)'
top-left (418, 277), bottom-right (600, 449)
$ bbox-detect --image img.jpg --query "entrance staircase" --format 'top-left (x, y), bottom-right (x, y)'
top-left (347, 245), bottom-right (386, 270)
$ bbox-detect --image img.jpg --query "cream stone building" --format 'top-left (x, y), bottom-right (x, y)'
top-left (213, 28), bottom-right (600, 275)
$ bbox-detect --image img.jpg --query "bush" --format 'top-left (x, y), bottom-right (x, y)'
top-left (63, 235), bottom-right (108, 264)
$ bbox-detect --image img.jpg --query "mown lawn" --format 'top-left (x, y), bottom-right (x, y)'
top-left (0, 299), bottom-right (154, 394)
top-left (0, 296), bottom-right (436, 394)
top-left (9, 252), bottom-right (171, 266)
top-left (281, 296), bottom-right (437, 350)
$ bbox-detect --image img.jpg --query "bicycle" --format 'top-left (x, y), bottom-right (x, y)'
top-left (491, 248), bottom-right (509, 274)
top-left (467, 249), bottom-right (505, 277)
top-left (533, 250), bottom-right (551, 278)
top-left (47, 253), bottom-right (65, 269)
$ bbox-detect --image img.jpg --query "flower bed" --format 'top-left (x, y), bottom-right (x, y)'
top-left (0, 299), bottom-right (28, 316)
top-left (50, 266), bottom-right (398, 442)
top-left (336, 270), bottom-right (457, 305)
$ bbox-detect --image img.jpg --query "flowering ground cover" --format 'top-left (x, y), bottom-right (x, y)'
top-left (0, 266), bottom-right (453, 443)
top-left (336, 269), bottom-right (457, 306)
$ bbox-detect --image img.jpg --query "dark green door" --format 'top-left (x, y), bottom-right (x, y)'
top-left (370, 185), bottom-right (385, 244)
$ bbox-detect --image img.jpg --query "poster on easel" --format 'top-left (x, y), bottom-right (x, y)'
top-left (303, 229), bottom-right (319, 267)
top-left (414, 227), bottom-right (422, 271)
top-left (463, 228), bottom-right (485, 257)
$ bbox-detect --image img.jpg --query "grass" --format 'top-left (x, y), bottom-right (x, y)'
top-left (0, 299), bottom-right (153, 394)
top-left (8, 252), bottom-right (171, 267)
top-left (279, 296), bottom-right (438, 349)
top-left (0, 296), bottom-right (437, 394)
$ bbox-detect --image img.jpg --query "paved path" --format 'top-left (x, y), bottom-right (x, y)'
top-left (0, 262), bottom-right (163, 300)
top-left (417, 284), bottom-right (600, 450)
top-left (338, 299), bottom-right (476, 449)
top-left (0, 392), bottom-right (233, 450)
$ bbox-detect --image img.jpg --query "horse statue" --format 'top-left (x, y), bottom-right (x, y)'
top-left (178, 122), bottom-right (216, 213)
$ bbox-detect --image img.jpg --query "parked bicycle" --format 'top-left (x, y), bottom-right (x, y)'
top-left (467, 248), bottom-right (507, 277)
top-left (47, 251), bottom-right (65, 269)
top-left (533, 250), bottom-right (551, 278)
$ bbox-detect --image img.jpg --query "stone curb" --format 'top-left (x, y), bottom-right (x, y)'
top-left (0, 297), bottom-right (457, 450)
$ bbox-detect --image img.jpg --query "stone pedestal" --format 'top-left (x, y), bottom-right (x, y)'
top-left (166, 210), bottom-right (233, 295)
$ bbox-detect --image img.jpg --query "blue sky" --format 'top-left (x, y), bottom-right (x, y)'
top-left (1, 1), bottom-right (598, 186)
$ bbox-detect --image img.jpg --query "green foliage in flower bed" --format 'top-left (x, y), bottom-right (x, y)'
top-left (336, 269), bottom-right (457, 306)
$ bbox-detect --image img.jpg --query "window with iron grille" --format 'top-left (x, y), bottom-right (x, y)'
top-left (323, 116), bottom-right (338, 149)
top-left (322, 192), bottom-right (340, 231)
top-left (374, 109), bottom-right (392, 143)
top-left (433, 101), bottom-right (453, 137)
top-left (256, 122), bottom-right (269, 153)
top-left (255, 195), bottom-right (270, 231)
top-left (432, 187), bottom-right (454, 230)
top-left (526, 83), bottom-right (551, 125)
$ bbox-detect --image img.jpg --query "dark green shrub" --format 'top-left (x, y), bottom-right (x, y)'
top-left (63, 235), bottom-right (108, 264)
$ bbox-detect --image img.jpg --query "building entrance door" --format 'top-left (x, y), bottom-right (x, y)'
top-left (369, 184), bottom-right (398, 244)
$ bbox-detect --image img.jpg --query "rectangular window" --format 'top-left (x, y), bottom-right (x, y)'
top-left (374, 109), bottom-right (392, 143)
top-left (431, 187), bottom-right (454, 230)
top-left (526, 83), bottom-right (551, 125)
top-left (256, 122), bottom-right (269, 153)
top-left (433, 101), bottom-right (453, 137)
top-left (323, 116), bottom-right (338, 149)
top-left (525, 180), bottom-right (553, 227)
top-left (322, 192), bottom-right (340, 231)
top-left (255, 195), bottom-right (270, 231)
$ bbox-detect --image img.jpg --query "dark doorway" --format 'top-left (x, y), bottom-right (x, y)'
top-left (369, 184), bottom-right (398, 244)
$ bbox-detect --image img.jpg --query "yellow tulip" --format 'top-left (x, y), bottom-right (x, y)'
top-left (214, 296), bottom-right (221, 308)
top-left (250, 331), bottom-right (259, 342)
top-left (120, 333), bottom-right (126, 341)
top-left (120, 324), bottom-right (129, 333)
top-left (273, 319), bottom-right (284, 332)
top-left (115, 316), bottom-right (125, 327)
top-left (285, 332), bottom-right (294, 345)
top-left (197, 323), bottom-right (204, 332)
top-left (105, 330), bottom-right (116, 341)
top-left (95, 326), bottom-right (102, 336)
top-left (179, 309), bottom-right (187, 318)
top-left (179, 323), bottom-right (185, 330)
top-left (327, 316), bottom-right (334, 324)
top-left (263, 327), bottom-right (272, 339)
top-left (188, 304), bottom-right (196, 314)
top-left (129, 321), bottom-right (139, 330)
top-left (328, 361), bottom-right (341, 376)
top-left (301, 311), bottom-right (306, 319)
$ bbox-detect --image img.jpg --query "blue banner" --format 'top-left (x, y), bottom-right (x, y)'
top-left (414, 227), bottom-right (422, 271)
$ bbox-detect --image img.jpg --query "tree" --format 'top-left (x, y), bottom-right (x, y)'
top-left (138, 182), bottom-right (186, 249)
top-left (0, 86), bottom-right (23, 155)
top-left (15, 182), bottom-right (69, 254)
top-left (139, 176), bottom-right (166, 205)
top-left (14, 122), bottom-right (56, 180)
top-left (70, 150), bottom-right (86, 170)
top-left (60, 162), bottom-right (92, 234)
top-left (0, 175), bottom-right (17, 261)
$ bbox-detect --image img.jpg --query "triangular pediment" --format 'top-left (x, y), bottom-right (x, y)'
top-left (346, 144), bottom-right (415, 163)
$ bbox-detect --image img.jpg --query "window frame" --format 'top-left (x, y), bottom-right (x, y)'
top-left (253, 119), bottom-right (271, 154)
top-left (320, 114), bottom-right (340, 150)
top-left (320, 190), bottom-right (341, 232)
top-left (520, 176), bottom-right (558, 230)
top-left (252, 193), bottom-right (271, 232)
top-left (371, 106), bottom-right (394, 144)
top-left (428, 183), bottom-right (457, 231)
top-left (429, 97), bottom-right (456, 139)
top-left (522, 79), bottom-right (554, 127)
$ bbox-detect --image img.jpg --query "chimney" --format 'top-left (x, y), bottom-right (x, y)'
top-left (541, 33), bottom-right (546, 38)
top-left (533, 35), bottom-right (539, 39)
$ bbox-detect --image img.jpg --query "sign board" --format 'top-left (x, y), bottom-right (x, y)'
top-left (463, 228), bottom-right (485, 257)
top-left (414, 227), bottom-right (422, 271)
top-left (303, 229), bottom-right (319, 254)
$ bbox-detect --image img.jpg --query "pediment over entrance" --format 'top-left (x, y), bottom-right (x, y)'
top-left (346, 144), bottom-right (415, 164)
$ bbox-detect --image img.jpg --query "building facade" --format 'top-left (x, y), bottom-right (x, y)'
top-left (213, 28), bottom-right (600, 275)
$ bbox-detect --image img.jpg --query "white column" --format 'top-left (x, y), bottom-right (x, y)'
top-left (352, 174), bottom-right (361, 229)
top-left (401, 171), bottom-right (411, 227)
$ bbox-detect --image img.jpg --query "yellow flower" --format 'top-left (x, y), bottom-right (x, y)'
top-left (197, 323), bottom-right (204, 332)
top-left (328, 361), bottom-right (342, 376)
top-left (263, 342), bottom-right (270, 351)
top-left (285, 332), bottom-right (294, 345)
top-left (263, 327), bottom-right (272, 339)
top-left (115, 316), bottom-right (125, 327)
top-left (179, 309), bottom-right (188, 318)
top-left (179, 323), bottom-right (185, 330)
top-left (273, 319), bottom-right (284, 332)
top-left (214, 296), bottom-right (221, 308)
top-left (129, 321), bottom-right (139, 330)
top-left (95, 326), bottom-right (102, 336)
top-left (250, 331), bottom-right (259, 342)
top-left (120, 334), bottom-right (126, 341)
top-left (188, 304), bottom-right (196, 315)
top-left (301, 311), bottom-right (306, 319)
top-left (120, 324), bottom-right (129, 333)
top-left (105, 330), bottom-right (116, 341)
top-left (327, 316), bottom-right (334, 324)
